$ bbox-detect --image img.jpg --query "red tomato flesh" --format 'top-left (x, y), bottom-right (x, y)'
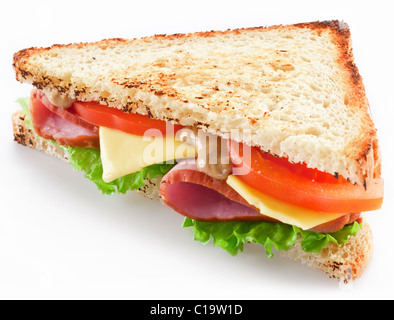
top-left (230, 141), bottom-right (384, 214)
top-left (69, 101), bottom-right (184, 136)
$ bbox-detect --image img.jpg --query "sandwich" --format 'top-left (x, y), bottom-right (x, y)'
top-left (12, 20), bottom-right (384, 281)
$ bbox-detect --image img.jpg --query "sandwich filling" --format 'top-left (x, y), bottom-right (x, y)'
top-left (19, 89), bottom-right (384, 256)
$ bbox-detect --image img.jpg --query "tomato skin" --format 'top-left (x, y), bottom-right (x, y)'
top-left (69, 101), bottom-right (184, 136)
top-left (230, 141), bottom-right (384, 213)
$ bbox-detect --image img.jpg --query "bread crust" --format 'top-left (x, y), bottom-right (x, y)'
top-left (12, 20), bottom-right (381, 187)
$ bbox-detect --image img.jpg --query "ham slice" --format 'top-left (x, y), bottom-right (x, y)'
top-left (161, 160), bottom-right (276, 222)
top-left (29, 89), bottom-right (99, 148)
top-left (160, 160), bottom-right (362, 232)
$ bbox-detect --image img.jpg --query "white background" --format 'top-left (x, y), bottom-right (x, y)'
top-left (0, 0), bottom-right (393, 300)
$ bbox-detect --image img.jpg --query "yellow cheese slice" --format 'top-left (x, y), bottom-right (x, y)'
top-left (226, 175), bottom-right (343, 230)
top-left (100, 127), bottom-right (196, 183)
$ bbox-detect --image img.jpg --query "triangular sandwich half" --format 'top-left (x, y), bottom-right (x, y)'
top-left (12, 20), bottom-right (383, 280)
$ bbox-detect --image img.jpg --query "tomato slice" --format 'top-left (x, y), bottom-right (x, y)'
top-left (69, 101), bottom-right (184, 136)
top-left (230, 141), bottom-right (384, 213)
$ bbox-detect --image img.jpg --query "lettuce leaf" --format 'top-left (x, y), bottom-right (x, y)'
top-left (62, 146), bottom-right (174, 195)
top-left (183, 218), bottom-right (361, 257)
top-left (294, 222), bottom-right (362, 253)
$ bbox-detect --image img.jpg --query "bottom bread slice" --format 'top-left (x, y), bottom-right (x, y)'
top-left (280, 221), bottom-right (372, 281)
top-left (12, 111), bottom-right (373, 280)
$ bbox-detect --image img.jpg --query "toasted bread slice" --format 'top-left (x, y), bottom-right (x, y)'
top-left (11, 110), bottom-right (373, 281)
top-left (13, 20), bottom-right (380, 186)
